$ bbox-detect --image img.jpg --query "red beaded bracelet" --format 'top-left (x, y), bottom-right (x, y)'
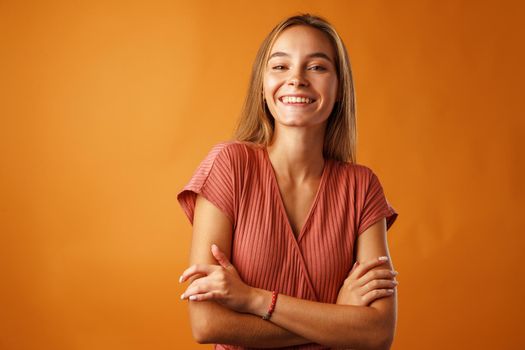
top-left (262, 291), bottom-right (278, 320)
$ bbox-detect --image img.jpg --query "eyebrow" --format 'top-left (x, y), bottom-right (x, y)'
top-left (268, 51), bottom-right (334, 64)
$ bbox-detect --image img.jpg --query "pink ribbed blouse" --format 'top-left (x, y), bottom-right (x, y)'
top-left (177, 140), bottom-right (398, 350)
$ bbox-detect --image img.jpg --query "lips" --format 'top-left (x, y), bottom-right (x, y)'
top-left (279, 95), bottom-right (316, 104)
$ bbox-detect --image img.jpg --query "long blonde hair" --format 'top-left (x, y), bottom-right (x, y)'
top-left (233, 13), bottom-right (357, 163)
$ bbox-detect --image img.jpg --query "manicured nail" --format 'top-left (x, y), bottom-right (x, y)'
top-left (180, 293), bottom-right (185, 300)
top-left (387, 289), bottom-right (394, 293)
top-left (189, 295), bottom-right (197, 301)
top-left (179, 275), bottom-right (183, 283)
top-left (378, 256), bottom-right (389, 261)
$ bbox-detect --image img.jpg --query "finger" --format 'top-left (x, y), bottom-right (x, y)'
top-left (186, 291), bottom-right (219, 302)
top-left (359, 269), bottom-right (398, 286)
top-left (211, 244), bottom-right (234, 270)
top-left (181, 279), bottom-right (212, 300)
top-left (179, 264), bottom-right (218, 283)
top-left (354, 256), bottom-right (391, 279)
top-left (361, 288), bottom-right (396, 305)
top-left (348, 260), bottom-right (359, 275)
top-left (361, 278), bottom-right (399, 293)
top-left (179, 272), bottom-right (207, 284)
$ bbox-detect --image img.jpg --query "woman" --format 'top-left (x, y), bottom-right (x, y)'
top-left (177, 14), bottom-right (399, 349)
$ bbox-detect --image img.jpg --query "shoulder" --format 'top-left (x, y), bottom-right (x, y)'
top-left (208, 140), bottom-right (263, 166)
top-left (214, 140), bottom-right (263, 154)
top-left (330, 159), bottom-right (377, 183)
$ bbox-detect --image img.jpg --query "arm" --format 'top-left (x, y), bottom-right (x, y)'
top-left (247, 218), bottom-right (397, 349)
top-left (183, 205), bottom-right (397, 349)
top-left (184, 194), bottom-right (312, 347)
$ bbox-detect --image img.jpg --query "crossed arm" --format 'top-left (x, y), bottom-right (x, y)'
top-left (181, 194), bottom-right (397, 349)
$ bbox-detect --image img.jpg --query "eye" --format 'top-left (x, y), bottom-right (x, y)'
top-left (308, 65), bottom-right (326, 71)
top-left (272, 65), bottom-right (286, 70)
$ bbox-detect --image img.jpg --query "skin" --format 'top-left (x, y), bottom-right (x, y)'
top-left (263, 24), bottom-right (338, 186)
top-left (179, 25), bottom-right (399, 349)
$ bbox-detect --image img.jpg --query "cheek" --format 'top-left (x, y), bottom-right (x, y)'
top-left (263, 75), bottom-right (280, 98)
top-left (321, 78), bottom-right (338, 103)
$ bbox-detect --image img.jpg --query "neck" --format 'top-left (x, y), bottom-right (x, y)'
top-left (266, 126), bottom-right (326, 184)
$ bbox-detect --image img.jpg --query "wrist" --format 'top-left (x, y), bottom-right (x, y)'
top-left (247, 287), bottom-right (271, 316)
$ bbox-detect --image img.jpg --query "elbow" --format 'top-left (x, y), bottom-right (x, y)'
top-left (328, 324), bottom-right (394, 350)
top-left (191, 317), bottom-right (213, 344)
top-left (365, 318), bottom-right (395, 350)
top-left (345, 330), bottom-right (391, 350)
top-left (344, 307), bottom-right (394, 350)
top-left (370, 331), bottom-right (394, 350)
top-left (365, 300), bottom-right (396, 350)
top-left (189, 304), bottom-right (218, 344)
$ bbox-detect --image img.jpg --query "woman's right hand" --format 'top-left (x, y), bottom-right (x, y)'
top-left (336, 257), bottom-right (398, 306)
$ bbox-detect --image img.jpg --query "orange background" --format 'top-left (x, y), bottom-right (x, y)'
top-left (1, 0), bottom-right (524, 349)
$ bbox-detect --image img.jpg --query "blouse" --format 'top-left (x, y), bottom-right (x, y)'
top-left (177, 140), bottom-right (398, 350)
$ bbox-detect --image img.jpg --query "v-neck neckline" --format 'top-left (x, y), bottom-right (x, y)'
top-left (262, 146), bottom-right (330, 243)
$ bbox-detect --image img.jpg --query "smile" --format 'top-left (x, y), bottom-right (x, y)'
top-left (279, 96), bottom-right (315, 104)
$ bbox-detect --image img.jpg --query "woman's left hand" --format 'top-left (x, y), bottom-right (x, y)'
top-left (179, 244), bottom-right (254, 313)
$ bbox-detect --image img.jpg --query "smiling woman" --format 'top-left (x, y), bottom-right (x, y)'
top-left (264, 25), bottom-right (338, 129)
top-left (177, 14), bottom-right (399, 350)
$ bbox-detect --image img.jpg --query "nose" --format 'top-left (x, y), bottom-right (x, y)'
top-left (287, 69), bottom-right (308, 87)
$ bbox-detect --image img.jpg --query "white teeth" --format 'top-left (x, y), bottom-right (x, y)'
top-left (282, 96), bottom-right (313, 104)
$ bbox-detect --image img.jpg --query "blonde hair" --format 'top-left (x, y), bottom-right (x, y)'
top-left (233, 13), bottom-right (357, 163)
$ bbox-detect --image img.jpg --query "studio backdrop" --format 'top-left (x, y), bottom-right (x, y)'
top-left (1, 0), bottom-right (524, 349)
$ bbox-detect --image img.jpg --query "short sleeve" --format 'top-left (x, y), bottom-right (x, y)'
top-left (177, 143), bottom-right (235, 226)
top-left (357, 169), bottom-right (398, 236)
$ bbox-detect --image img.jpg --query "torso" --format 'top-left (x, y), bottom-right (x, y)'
top-left (274, 176), bottom-right (321, 239)
top-left (179, 140), bottom-right (397, 313)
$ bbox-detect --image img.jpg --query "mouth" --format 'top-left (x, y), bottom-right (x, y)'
top-left (279, 95), bottom-right (316, 105)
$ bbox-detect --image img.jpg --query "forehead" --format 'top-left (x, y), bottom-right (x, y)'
top-left (269, 25), bottom-right (336, 59)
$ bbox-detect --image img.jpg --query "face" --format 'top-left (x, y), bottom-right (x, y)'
top-left (263, 25), bottom-right (339, 129)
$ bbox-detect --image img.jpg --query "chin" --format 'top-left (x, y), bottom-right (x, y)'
top-left (277, 119), bottom-right (324, 128)
top-left (274, 114), bottom-right (327, 127)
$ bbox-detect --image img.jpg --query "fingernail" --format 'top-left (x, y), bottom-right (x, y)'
top-left (179, 275), bottom-right (183, 283)
top-left (189, 295), bottom-right (197, 301)
top-left (180, 293), bottom-right (185, 300)
top-left (378, 256), bottom-right (389, 261)
top-left (387, 289), bottom-right (394, 293)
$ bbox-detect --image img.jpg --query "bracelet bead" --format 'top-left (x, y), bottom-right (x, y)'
top-left (262, 291), bottom-right (278, 320)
